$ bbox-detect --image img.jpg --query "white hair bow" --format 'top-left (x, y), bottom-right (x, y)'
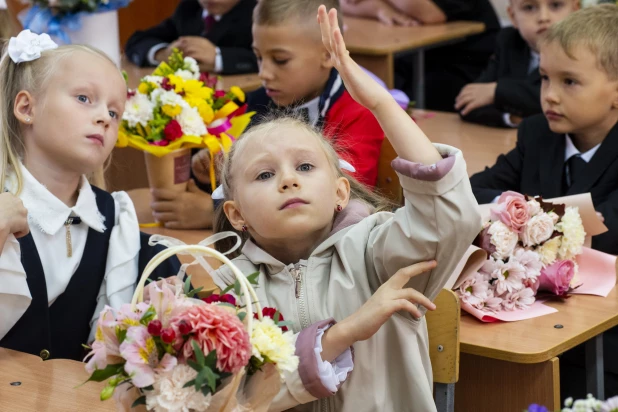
top-left (211, 158), bottom-right (356, 201)
top-left (8, 30), bottom-right (58, 64)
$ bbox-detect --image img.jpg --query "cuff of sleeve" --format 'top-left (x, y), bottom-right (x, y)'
top-left (314, 325), bottom-right (354, 393)
top-left (502, 113), bottom-right (517, 128)
top-left (148, 43), bottom-right (169, 66)
top-left (391, 144), bottom-right (467, 196)
top-left (296, 319), bottom-right (351, 399)
top-left (214, 47), bottom-right (223, 73)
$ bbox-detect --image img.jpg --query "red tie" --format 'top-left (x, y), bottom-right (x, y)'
top-left (203, 15), bottom-right (216, 35)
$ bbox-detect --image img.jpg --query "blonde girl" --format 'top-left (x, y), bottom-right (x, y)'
top-left (0, 30), bottom-right (178, 361)
top-left (210, 6), bottom-right (481, 412)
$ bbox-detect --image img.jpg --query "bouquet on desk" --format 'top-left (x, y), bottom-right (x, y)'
top-left (527, 393), bottom-right (618, 412)
top-left (82, 240), bottom-right (297, 412)
top-left (455, 191), bottom-right (586, 314)
top-left (118, 48), bottom-right (254, 190)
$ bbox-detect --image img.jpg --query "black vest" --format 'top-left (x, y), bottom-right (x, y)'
top-left (0, 186), bottom-right (114, 361)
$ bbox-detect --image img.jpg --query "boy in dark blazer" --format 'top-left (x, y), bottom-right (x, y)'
top-left (456, 0), bottom-right (579, 128)
top-left (471, 6), bottom-right (618, 400)
top-left (125, 0), bottom-right (258, 75)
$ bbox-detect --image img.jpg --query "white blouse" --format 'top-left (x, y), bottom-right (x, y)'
top-left (0, 164), bottom-right (141, 341)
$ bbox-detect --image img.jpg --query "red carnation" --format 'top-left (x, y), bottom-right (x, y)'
top-left (202, 293), bottom-right (237, 305)
top-left (163, 120), bottom-right (183, 141)
top-left (214, 90), bottom-right (226, 98)
top-left (161, 77), bottom-right (173, 91)
top-left (255, 307), bottom-right (288, 331)
top-left (127, 90), bottom-right (136, 98)
top-left (199, 72), bottom-right (217, 88)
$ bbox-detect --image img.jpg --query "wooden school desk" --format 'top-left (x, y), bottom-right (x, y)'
top-left (120, 57), bottom-right (261, 92)
top-left (455, 287), bottom-right (618, 411)
top-left (344, 17), bottom-right (485, 108)
top-left (0, 348), bottom-right (115, 412)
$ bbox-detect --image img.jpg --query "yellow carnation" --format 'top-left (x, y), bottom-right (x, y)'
top-left (251, 317), bottom-right (299, 377)
top-left (137, 82), bottom-right (150, 94)
top-left (538, 236), bottom-right (561, 266)
top-left (556, 207), bottom-right (586, 260)
top-left (230, 86), bottom-right (245, 103)
top-left (197, 103), bottom-right (214, 124)
top-left (162, 104), bottom-right (182, 118)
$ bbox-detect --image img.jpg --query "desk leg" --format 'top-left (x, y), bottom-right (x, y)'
top-left (350, 53), bottom-right (394, 89)
top-left (411, 50), bottom-right (425, 109)
top-left (456, 354), bottom-right (560, 412)
top-left (585, 334), bottom-right (604, 399)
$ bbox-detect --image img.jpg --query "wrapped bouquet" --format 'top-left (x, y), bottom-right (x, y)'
top-left (82, 237), bottom-right (297, 411)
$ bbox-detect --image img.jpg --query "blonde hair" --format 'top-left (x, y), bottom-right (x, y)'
top-left (0, 42), bottom-right (118, 194)
top-left (0, 11), bottom-right (16, 40)
top-left (213, 114), bottom-right (394, 256)
top-left (540, 3), bottom-right (618, 79)
top-left (254, 0), bottom-right (343, 32)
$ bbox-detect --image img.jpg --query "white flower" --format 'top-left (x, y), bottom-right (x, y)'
top-left (175, 69), bottom-right (199, 80)
top-left (145, 364), bottom-right (212, 412)
top-left (556, 207), bottom-right (586, 260)
top-left (143, 75), bottom-right (164, 85)
top-left (502, 287), bottom-right (535, 311)
top-left (251, 317), bottom-right (299, 377)
top-left (537, 236), bottom-right (562, 266)
top-left (156, 90), bottom-right (188, 109)
top-left (549, 211), bottom-right (560, 224)
top-left (488, 221), bottom-right (518, 260)
top-left (527, 199), bottom-right (541, 216)
top-left (494, 260), bottom-right (525, 295)
top-left (513, 248), bottom-right (543, 280)
top-left (123, 93), bottom-right (155, 128)
top-left (521, 213), bottom-right (555, 247)
top-left (601, 395), bottom-right (618, 412)
top-left (177, 106), bottom-right (207, 137)
top-left (458, 274), bottom-right (490, 308)
top-left (183, 57), bottom-right (200, 74)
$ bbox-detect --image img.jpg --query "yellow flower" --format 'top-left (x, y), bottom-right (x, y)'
top-left (556, 207), bottom-right (586, 260)
top-left (137, 82), bottom-right (150, 94)
top-left (538, 236), bottom-right (561, 266)
top-left (197, 102), bottom-right (214, 124)
top-left (230, 86), bottom-right (245, 103)
top-left (184, 80), bottom-right (212, 100)
top-left (251, 317), bottom-right (299, 376)
top-left (162, 104), bottom-right (182, 118)
top-left (153, 62), bottom-right (173, 77)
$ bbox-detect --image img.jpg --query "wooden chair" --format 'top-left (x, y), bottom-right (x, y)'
top-left (376, 138), bottom-right (403, 205)
top-left (426, 289), bottom-right (461, 412)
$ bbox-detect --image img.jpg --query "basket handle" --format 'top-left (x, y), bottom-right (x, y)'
top-left (132, 244), bottom-right (262, 333)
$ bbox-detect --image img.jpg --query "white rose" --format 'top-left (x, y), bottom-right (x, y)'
top-left (520, 213), bottom-right (555, 247)
top-left (488, 221), bottom-right (518, 260)
top-left (527, 199), bottom-right (541, 216)
top-left (548, 211), bottom-right (560, 224)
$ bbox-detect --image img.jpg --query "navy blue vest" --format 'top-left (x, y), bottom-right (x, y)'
top-left (0, 187), bottom-right (181, 361)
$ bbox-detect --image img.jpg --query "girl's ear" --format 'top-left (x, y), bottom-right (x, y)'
top-left (223, 200), bottom-right (247, 231)
top-left (13, 90), bottom-right (36, 125)
top-left (321, 48), bottom-right (334, 70)
top-left (335, 176), bottom-right (351, 209)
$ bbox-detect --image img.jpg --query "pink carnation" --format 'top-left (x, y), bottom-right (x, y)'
top-left (173, 305), bottom-right (251, 374)
top-left (537, 259), bottom-right (575, 297)
top-left (491, 191), bottom-right (530, 233)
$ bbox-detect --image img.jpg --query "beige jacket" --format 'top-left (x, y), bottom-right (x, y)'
top-left (212, 144), bottom-right (481, 412)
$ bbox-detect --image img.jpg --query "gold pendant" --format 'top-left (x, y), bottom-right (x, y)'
top-left (64, 218), bottom-right (73, 258)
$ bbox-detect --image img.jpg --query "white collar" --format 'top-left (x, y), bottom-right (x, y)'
top-left (10, 163), bottom-right (106, 235)
top-left (201, 9), bottom-right (222, 21)
top-left (564, 134), bottom-right (601, 163)
top-left (297, 96), bottom-right (320, 126)
top-left (529, 51), bottom-right (540, 74)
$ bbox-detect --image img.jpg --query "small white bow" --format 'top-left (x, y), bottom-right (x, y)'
top-left (8, 30), bottom-right (58, 64)
top-left (211, 158), bottom-right (357, 200)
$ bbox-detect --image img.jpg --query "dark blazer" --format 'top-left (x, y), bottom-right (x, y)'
top-left (460, 27), bottom-right (542, 128)
top-left (470, 114), bottom-right (618, 255)
top-left (125, 0), bottom-right (257, 74)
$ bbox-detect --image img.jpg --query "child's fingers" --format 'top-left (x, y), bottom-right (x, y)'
top-left (395, 288), bottom-right (436, 311)
top-left (318, 6), bottom-right (333, 54)
top-left (393, 299), bottom-right (423, 319)
top-left (388, 260), bottom-right (437, 289)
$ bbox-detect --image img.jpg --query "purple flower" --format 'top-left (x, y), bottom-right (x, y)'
top-left (527, 404), bottom-right (549, 412)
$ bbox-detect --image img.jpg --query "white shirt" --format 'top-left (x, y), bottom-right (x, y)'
top-left (502, 50), bottom-right (541, 127)
top-left (296, 96), bottom-right (321, 126)
top-left (0, 163), bottom-right (141, 341)
top-left (147, 10), bottom-right (223, 73)
top-left (564, 134), bottom-right (601, 163)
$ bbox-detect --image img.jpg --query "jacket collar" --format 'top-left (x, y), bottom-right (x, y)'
top-left (241, 199), bottom-right (371, 273)
top-left (8, 163), bottom-right (106, 235)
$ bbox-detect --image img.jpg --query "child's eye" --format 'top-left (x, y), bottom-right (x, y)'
top-left (109, 111), bottom-right (118, 119)
top-left (274, 59), bottom-right (289, 65)
top-left (522, 4), bottom-right (536, 11)
top-left (541, 74), bottom-right (549, 81)
top-left (297, 163), bottom-right (313, 172)
top-left (257, 171), bottom-right (273, 180)
top-left (77, 95), bottom-right (90, 103)
top-left (550, 1), bottom-right (564, 9)
top-left (564, 78), bottom-right (577, 86)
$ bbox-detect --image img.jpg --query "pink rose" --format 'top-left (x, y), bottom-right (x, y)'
top-left (491, 191), bottom-right (530, 233)
top-left (537, 259), bottom-right (575, 296)
top-left (475, 226), bottom-right (496, 256)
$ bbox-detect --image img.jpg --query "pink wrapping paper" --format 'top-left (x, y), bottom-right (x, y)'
top-left (461, 300), bottom-right (558, 323)
top-left (570, 247), bottom-right (617, 297)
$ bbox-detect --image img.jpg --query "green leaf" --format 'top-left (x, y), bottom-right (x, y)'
top-left (100, 384), bottom-right (115, 401)
top-left (234, 281), bottom-right (241, 297)
top-left (221, 284), bottom-right (234, 295)
top-left (81, 343), bottom-right (91, 350)
top-left (183, 379), bottom-right (196, 389)
top-left (246, 272), bottom-right (260, 285)
top-left (204, 349), bottom-right (217, 370)
top-left (277, 321), bottom-right (294, 328)
top-left (131, 396), bottom-right (147, 408)
top-left (192, 340), bottom-right (206, 367)
top-left (87, 364), bottom-right (125, 383)
top-left (186, 286), bottom-right (204, 298)
top-left (142, 385), bottom-right (154, 391)
top-left (187, 359), bottom-right (201, 372)
top-left (201, 385), bottom-right (213, 397)
top-left (139, 306), bottom-right (157, 326)
top-left (195, 367), bottom-right (208, 389)
top-left (184, 275), bottom-right (192, 295)
top-left (274, 311), bottom-right (281, 324)
top-left (203, 366), bottom-right (219, 393)
top-left (116, 327), bottom-right (128, 345)
top-left (237, 312), bottom-right (247, 322)
top-left (217, 302), bottom-right (237, 309)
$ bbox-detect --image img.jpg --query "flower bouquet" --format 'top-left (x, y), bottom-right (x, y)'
top-left (118, 48), bottom-right (253, 192)
top-left (19, 0), bottom-right (132, 65)
top-left (447, 191), bottom-right (617, 322)
top-left (82, 238), bottom-right (297, 411)
top-left (527, 393), bottom-right (618, 412)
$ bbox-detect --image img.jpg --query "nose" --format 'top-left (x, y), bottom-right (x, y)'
top-left (95, 105), bottom-right (112, 129)
top-left (538, 5), bottom-right (550, 22)
top-left (258, 59), bottom-right (274, 82)
top-left (542, 82), bottom-right (559, 105)
top-left (278, 169), bottom-right (300, 192)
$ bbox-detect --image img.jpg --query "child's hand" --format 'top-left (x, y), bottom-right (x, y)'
top-left (174, 36), bottom-right (217, 72)
top-left (151, 180), bottom-right (214, 229)
top-left (320, 260), bottom-right (437, 361)
top-left (454, 82), bottom-right (497, 115)
top-left (318, 5), bottom-right (391, 112)
top-left (191, 149), bottom-right (211, 185)
top-left (0, 193), bottom-right (29, 252)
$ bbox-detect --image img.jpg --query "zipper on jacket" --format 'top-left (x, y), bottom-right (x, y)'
top-left (291, 263), bottom-right (310, 329)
